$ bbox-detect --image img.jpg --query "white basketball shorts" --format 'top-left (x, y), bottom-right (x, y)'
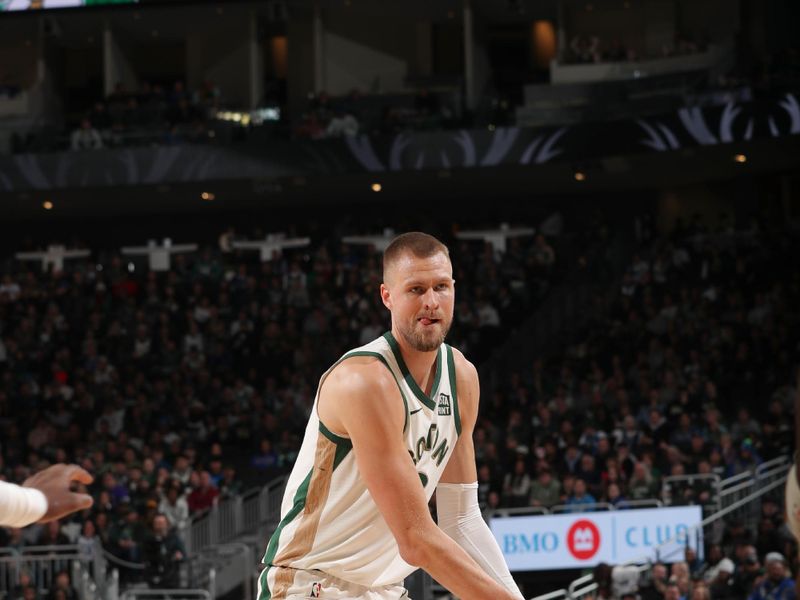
top-left (257, 565), bottom-right (411, 600)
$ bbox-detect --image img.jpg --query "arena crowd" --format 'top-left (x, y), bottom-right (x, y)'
top-left (0, 215), bottom-right (797, 599)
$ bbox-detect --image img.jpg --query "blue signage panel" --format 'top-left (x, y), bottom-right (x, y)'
top-left (490, 506), bottom-right (703, 571)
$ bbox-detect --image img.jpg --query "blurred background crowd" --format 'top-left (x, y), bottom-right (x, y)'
top-left (0, 208), bottom-right (798, 598)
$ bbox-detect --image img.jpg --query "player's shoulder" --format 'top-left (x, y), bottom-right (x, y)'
top-left (321, 354), bottom-right (405, 431)
top-left (326, 354), bottom-right (397, 397)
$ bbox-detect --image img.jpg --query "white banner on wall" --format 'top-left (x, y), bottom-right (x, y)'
top-left (490, 506), bottom-right (703, 572)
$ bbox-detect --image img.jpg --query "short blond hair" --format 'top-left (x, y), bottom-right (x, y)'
top-left (382, 232), bottom-right (449, 280)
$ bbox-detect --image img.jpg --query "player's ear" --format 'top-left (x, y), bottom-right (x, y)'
top-left (380, 283), bottom-right (392, 310)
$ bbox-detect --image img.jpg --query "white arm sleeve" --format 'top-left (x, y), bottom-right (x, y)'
top-left (0, 480), bottom-right (48, 528)
top-left (436, 482), bottom-right (524, 600)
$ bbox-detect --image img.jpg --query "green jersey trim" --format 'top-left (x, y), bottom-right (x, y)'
top-left (319, 420), bottom-right (352, 447)
top-left (318, 422), bottom-right (354, 470)
top-left (446, 345), bottom-right (461, 436)
top-left (382, 331), bottom-right (441, 410)
top-left (262, 468), bottom-right (313, 565)
top-left (260, 429), bottom-right (352, 572)
top-left (258, 566), bottom-right (271, 600)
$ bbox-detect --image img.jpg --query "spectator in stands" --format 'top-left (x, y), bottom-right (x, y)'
top-left (158, 480), bottom-right (189, 531)
top-left (748, 552), bottom-right (795, 600)
top-left (671, 561), bottom-right (690, 597)
top-left (529, 465), bottom-right (561, 508)
top-left (250, 438), bottom-right (280, 473)
top-left (109, 504), bottom-right (145, 564)
top-left (731, 546), bottom-right (761, 597)
top-left (616, 419), bottom-right (642, 457)
top-left (502, 456), bottom-right (532, 507)
top-left (37, 520), bottom-right (69, 546)
top-left (628, 461), bottom-right (658, 500)
top-left (70, 118), bottom-right (103, 151)
top-left (730, 407), bottom-right (761, 444)
top-left (662, 581), bottom-right (682, 600)
top-left (20, 585), bottom-right (37, 600)
top-left (171, 455), bottom-right (192, 487)
top-left (77, 519), bottom-right (97, 561)
top-left (47, 571), bottom-right (78, 600)
top-left (576, 453), bottom-right (603, 499)
top-left (10, 571), bottom-right (35, 600)
top-left (756, 514), bottom-right (785, 562)
top-left (593, 562), bottom-right (640, 599)
top-left (143, 514), bottom-right (186, 590)
top-left (219, 466), bottom-right (242, 497)
top-left (707, 557), bottom-right (735, 599)
top-left (187, 471), bottom-right (219, 514)
top-left (690, 583), bottom-right (711, 600)
top-left (729, 438), bottom-right (763, 477)
top-left (725, 523), bottom-right (756, 553)
top-left (562, 444), bottom-right (583, 475)
top-left (565, 477), bottom-right (597, 512)
top-left (606, 482), bottom-right (626, 507)
top-left (684, 547), bottom-right (706, 580)
top-left (640, 563), bottom-right (669, 600)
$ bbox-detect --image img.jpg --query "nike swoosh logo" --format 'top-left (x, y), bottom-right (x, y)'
top-left (410, 408), bottom-right (423, 415)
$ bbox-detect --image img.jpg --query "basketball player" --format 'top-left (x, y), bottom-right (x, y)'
top-left (0, 464), bottom-right (94, 527)
top-left (786, 368), bottom-right (800, 542)
top-left (259, 233), bottom-right (523, 599)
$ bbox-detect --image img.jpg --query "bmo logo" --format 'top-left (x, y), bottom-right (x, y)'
top-left (567, 519), bottom-right (601, 560)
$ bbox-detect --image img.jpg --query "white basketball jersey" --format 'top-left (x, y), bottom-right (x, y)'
top-left (259, 332), bottom-right (462, 592)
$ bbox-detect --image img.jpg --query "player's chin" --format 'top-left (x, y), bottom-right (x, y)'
top-left (419, 321), bottom-right (450, 341)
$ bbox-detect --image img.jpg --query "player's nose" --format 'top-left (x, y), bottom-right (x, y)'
top-left (421, 287), bottom-right (439, 309)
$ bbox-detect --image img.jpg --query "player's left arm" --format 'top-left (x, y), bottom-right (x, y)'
top-left (437, 349), bottom-right (524, 599)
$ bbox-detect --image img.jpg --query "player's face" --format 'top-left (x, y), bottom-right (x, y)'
top-left (382, 251), bottom-right (455, 352)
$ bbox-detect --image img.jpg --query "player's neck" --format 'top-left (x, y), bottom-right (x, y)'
top-left (392, 331), bottom-right (439, 394)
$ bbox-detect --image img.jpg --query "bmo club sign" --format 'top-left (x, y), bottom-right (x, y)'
top-left (490, 506), bottom-right (703, 571)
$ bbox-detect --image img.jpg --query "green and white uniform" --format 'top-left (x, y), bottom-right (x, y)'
top-left (258, 332), bottom-right (461, 599)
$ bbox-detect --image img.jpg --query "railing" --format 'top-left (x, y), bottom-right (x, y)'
top-left (192, 543), bottom-right (253, 599)
top-left (120, 589), bottom-right (212, 600)
top-left (241, 487), bottom-right (263, 533)
top-left (182, 476), bottom-right (288, 557)
top-left (551, 502), bottom-right (613, 514)
top-left (0, 547), bottom-right (20, 592)
top-left (568, 572), bottom-right (599, 599)
top-left (0, 545), bottom-right (115, 599)
top-left (718, 469), bottom-right (759, 533)
top-left (73, 560), bottom-right (102, 600)
top-left (615, 499), bottom-right (663, 510)
top-left (756, 456), bottom-right (791, 489)
top-left (487, 506), bottom-right (550, 518)
top-left (148, 475), bottom-right (287, 600)
top-left (532, 590), bottom-right (569, 600)
top-left (662, 473), bottom-right (721, 512)
top-left (531, 457), bottom-right (791, 600)
top-left (488, 500), bottom-right (656, 520)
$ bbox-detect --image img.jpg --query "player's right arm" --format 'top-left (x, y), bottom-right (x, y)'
top-left (318, 358), bottom-right (520, 600)
top-left (0, 464), bottom-right (94, 527)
